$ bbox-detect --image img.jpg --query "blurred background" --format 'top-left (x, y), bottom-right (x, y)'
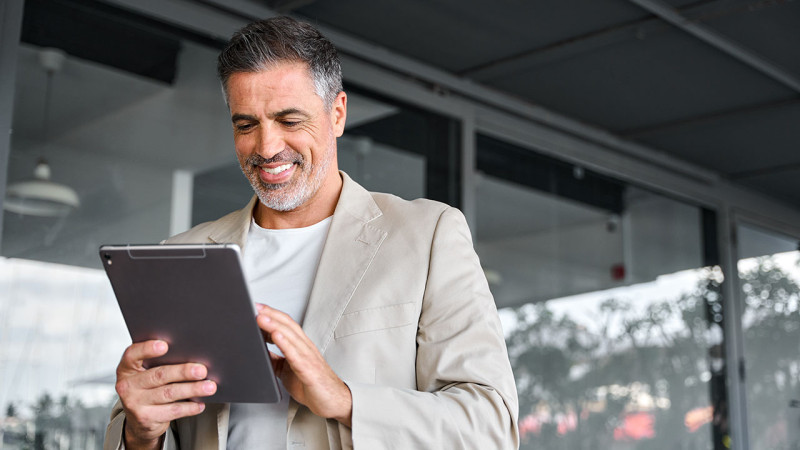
top-left (1, 0), bottom-right (799, 448)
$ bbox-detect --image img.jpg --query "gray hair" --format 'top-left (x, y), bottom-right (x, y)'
top-left (217, 16), bottom-right (342, 109)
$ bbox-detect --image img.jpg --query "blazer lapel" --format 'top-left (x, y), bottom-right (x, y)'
top-left (302, 172), bottom-right (387, 355)
top-left (207, 196), bottom-right (258, 251)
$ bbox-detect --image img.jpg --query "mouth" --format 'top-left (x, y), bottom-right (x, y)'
top-left (257, 162), bottom-right (296, 184)
top-left (260, 163), bottom-right (293, 175)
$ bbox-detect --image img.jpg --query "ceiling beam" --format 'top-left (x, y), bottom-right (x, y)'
top-left (262, 0), bottom-right (318, 13)
top-left (730, 162), bottom-right (800, 180)
top-left (626, 0), bottom-right (800, 93)
top-left (459, 16), bottom-right (669, 81)
top-left (619, 96), bottom-right (800, 138)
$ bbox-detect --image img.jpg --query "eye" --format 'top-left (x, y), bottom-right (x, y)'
top-left (235, 123), bottom-right (255, 133)
top-left (281, 120), bottom-right (300, 128)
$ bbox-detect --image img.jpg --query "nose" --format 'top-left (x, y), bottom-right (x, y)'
top-left (256, 125), bottom-right (285, 159)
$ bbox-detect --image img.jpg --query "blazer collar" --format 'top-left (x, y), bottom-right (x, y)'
top-left (207, 196), bottom-right (258, 252)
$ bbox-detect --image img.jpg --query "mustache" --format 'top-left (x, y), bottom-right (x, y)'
top-left (246, 149), bottom-right (303, 166)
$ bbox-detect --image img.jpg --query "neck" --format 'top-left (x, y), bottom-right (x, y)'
top-left (253, 171), bottom-right (343, 229)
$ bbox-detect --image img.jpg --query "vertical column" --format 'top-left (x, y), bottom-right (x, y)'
top-left (424, 112), bottom-right (462, 209)
top-left (0, 0), bottom-right (25, 250)
top-left (460, 107), bottom-right (476, 235)
top-left (719, 206), bottom-right (749, 450)
top-left (170, 169), bottom-right (194, 236)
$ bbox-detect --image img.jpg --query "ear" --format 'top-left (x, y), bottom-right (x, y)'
top-left (330, 91), bottom-right (347, 137)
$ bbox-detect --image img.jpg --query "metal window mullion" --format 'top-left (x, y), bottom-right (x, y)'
top-left (719, 205), bottom-right (750, 450)
top-left (460, 108), bottom-right (477, 235)
top-left (0, 0), bottom-right (26, 250)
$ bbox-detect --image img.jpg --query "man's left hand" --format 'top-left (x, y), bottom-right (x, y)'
top-left (255, 303), bottom-right (353, 427)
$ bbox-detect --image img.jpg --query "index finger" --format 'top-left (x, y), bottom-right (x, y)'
top-left (118, 340), bottom-right (168, 375)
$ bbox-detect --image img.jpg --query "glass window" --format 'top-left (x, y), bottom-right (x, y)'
top-left (737, 223), bottom-right (800, 449)
top-left (1, 2), bottom-right (229, 447)
top-left (1, 4), bottom-right (463, 448)
top-left (476, 134), bottom-right (728, 449)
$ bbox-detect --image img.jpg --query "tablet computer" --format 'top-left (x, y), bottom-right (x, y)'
top-left (99, 243), bottom-right (280, 404)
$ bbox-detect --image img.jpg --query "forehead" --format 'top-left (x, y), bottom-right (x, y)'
top-left (226, 62), bottom-right (321, 110)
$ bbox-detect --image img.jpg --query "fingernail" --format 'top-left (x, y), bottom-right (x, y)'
top-left (203, 381), bottom-right (216, 394)
top-left (255, 303), bottom-right (266, 310)
top-left (154, 341), bottom-right (167, 352)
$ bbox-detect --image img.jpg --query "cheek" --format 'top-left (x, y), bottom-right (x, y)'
top-left (281, 133), bottom-right (314, 157)
top-left (233, 137), bottom-right (252, 158)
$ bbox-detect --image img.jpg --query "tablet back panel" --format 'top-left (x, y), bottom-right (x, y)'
top-left (100, 244), bottom-right (280, 403)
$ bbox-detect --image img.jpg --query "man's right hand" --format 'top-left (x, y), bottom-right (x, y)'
top-left (115, 340), bottom-right (217, 450)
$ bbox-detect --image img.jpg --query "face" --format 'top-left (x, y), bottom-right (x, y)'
top-left (226, 63), bottom-right (346, 212)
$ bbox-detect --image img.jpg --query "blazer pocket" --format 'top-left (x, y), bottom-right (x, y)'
top-left (334, 302), bottom-right (417, 339)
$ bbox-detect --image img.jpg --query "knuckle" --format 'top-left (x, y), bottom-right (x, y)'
top-left (115, 379), bottom-right (130, 397)
top-left (162, 385), bottom-right (175, 402)
top-left (122, 343), bottom-right (141, 361)
top-left (152, 366), bottom-right (167, 384)
top-left (136, 409), bottom-right (153, 425)
top-left (169, 402), bottom-right (186, 417)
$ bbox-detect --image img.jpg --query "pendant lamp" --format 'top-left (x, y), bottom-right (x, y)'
top-left (3, 48), bottom-right (80, 217)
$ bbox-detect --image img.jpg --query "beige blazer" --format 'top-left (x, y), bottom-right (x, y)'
top-left (105, 172), bottom-right (519, 449)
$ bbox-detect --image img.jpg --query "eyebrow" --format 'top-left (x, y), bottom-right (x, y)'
top-left (230, 108), bottom-right (310, 123)
top-left (231, 113), bottom-right (257, 123)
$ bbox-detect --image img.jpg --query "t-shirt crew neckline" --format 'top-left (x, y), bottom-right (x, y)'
top-left (249, 215), bottom-right (333, 234)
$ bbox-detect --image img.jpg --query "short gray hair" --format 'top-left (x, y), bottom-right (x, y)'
top-left (217, 16), bottom-right (343, 109)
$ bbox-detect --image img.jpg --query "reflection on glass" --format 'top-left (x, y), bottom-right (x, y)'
top-left (0, 257), bottom-right (129, 449)
top-left (501, 267), bottom-right (724, 449)
top-left (476, 135), bottom-right (725, 449)
top-left (737, 224), bottom-right (800, 449)
top-left (2, 3), bottom-right (232, 447)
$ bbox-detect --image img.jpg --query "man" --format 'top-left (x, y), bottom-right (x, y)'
top-left (105, 16), bottom-right (518, 449)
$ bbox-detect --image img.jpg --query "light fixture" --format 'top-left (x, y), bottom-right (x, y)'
top-left (4, 48), bottom-right (80, 217)
top-left (4, 158), bottom-right (80, 216)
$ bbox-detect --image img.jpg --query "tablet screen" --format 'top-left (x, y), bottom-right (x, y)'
top-left (100, 244), bottom-right (280, 403)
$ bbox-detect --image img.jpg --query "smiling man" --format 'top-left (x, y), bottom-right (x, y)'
top-left (104, 16), bottom-right (518, 450)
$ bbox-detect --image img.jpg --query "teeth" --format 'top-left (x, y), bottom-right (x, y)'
top-left (261, 163), bottom-right (292, 175)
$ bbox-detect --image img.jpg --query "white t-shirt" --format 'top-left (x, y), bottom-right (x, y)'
top-left (226, 216), bottom-right (332, 450)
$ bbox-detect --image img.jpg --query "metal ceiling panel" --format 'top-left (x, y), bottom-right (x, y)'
top-left (480, 25), bottom-right (793, 131)
top-left (633, 100), bottom-right (800, 174)
top-left (739, 170), bottom-right (800, 207)
top-left (696, 0), bottom-right (800, 76)
top-left (295, 0), bottom-right (698, 72)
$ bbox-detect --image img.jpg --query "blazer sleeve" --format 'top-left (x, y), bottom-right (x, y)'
top-left (103, 400), bottom-right (178, 450)
top-left (345, 207), bottom-right (520, 449)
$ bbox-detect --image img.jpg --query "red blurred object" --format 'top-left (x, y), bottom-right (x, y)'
top-left (611, 263), bottom-right (626, 281)
top-left (684, 406), bottom-right (713, 433)
top-left (519, 415), bottom-right (541, 438)
top-left (613, 412), bottom-right (655, 441)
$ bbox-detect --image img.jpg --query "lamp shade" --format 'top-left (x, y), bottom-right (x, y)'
top-left (4, 160), bottom-right (80, 217)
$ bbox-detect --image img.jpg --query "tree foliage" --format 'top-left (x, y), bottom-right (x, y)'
top-left (507, 266), bottom-right (732, 450)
